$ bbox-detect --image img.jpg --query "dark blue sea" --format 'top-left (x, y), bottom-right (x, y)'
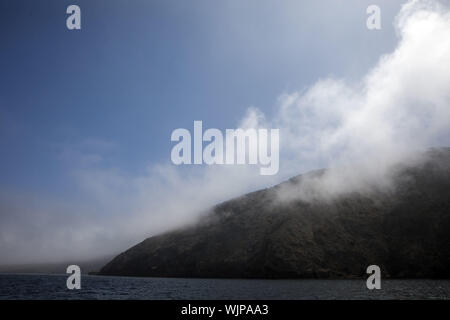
top-left (0, 274), bottom-right (449, 300)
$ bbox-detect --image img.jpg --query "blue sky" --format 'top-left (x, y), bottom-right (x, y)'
top-left (0, 0), bottom-right (401, 197)
top-left (8, 0), bottom-right (450, 264)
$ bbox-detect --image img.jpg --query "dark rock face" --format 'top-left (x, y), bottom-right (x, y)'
top-left (100, 148), bottom-right (450, 278)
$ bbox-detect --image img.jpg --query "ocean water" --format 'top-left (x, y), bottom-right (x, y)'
top-left (0, 274), bottom-right (449, 300)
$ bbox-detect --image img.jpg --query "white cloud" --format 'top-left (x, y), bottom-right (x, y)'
top-left (246, 0), bottom-right (450, 200)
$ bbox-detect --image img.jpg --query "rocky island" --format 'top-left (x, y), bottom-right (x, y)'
top-left (100, 148), bottom-right (450, 279)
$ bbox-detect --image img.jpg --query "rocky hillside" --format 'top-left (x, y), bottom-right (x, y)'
top-left (100, 148), bottom-right (450, 278)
